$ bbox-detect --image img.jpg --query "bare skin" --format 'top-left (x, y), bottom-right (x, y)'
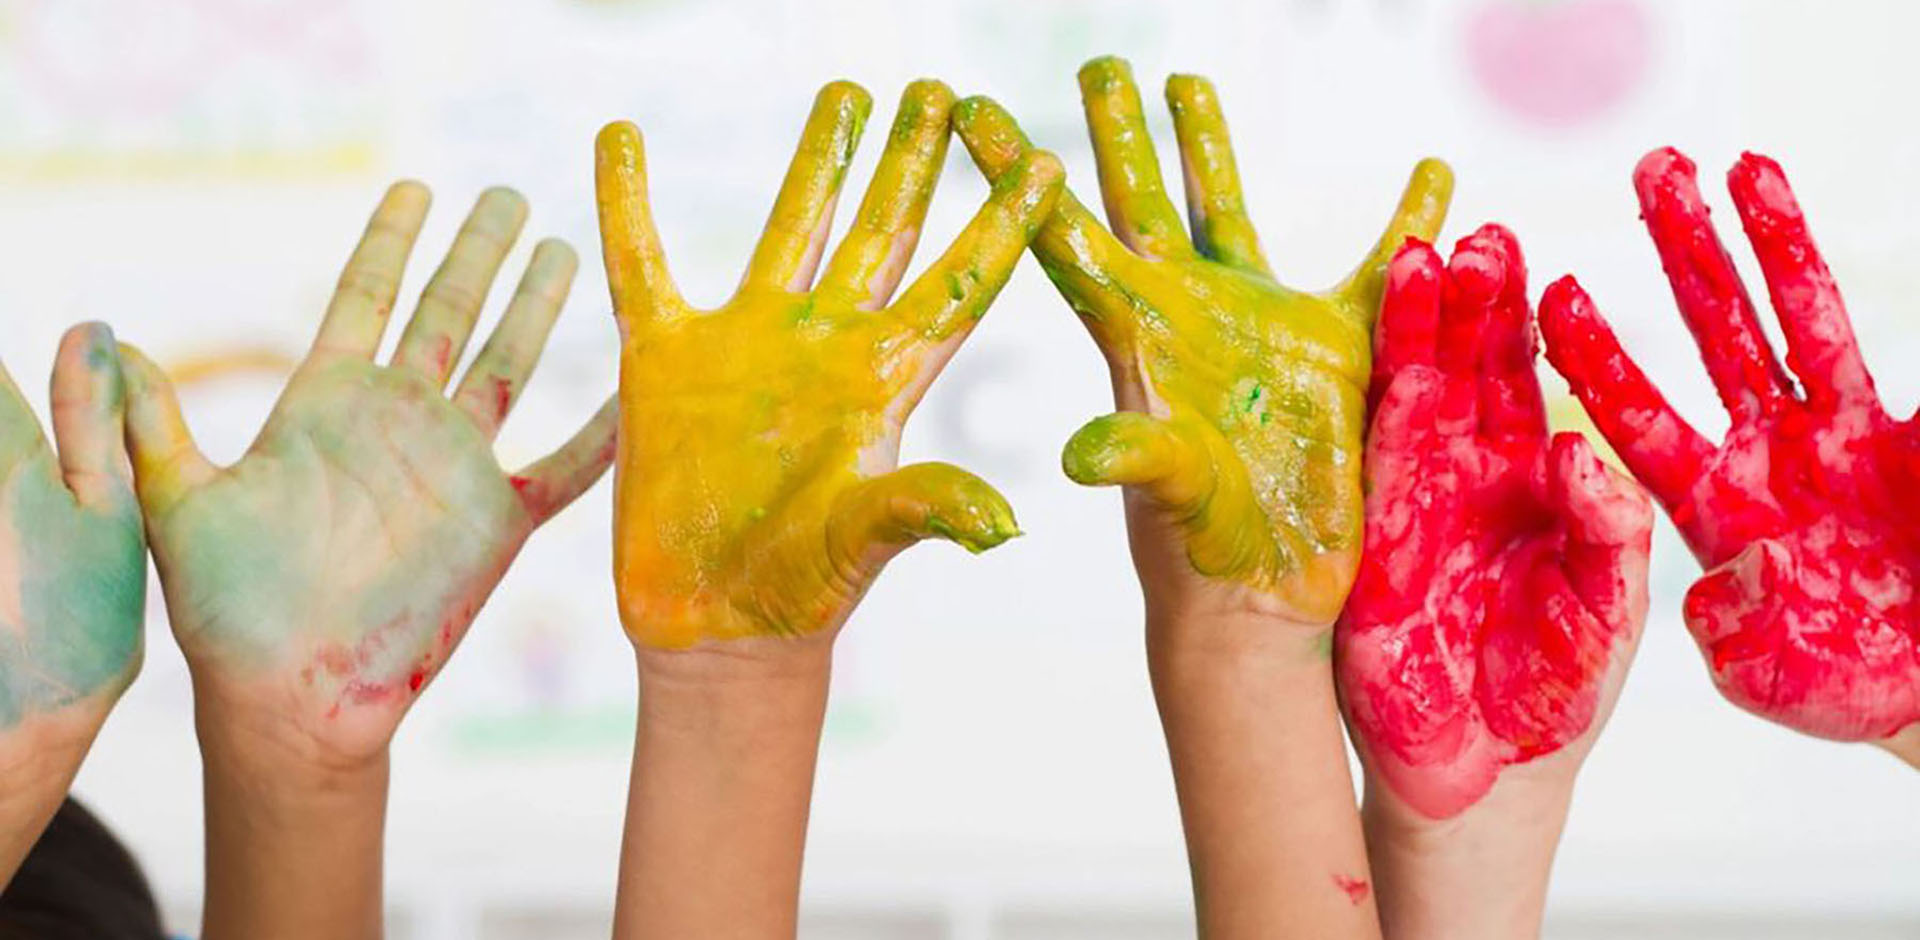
top-left (120, 184), bottom-right (614, 940)
top-left (599, 79), bottom-right (1063, 937)
top-left (0, 323), bottom-right (144, 886)
top-left (952, 56), bottom-right (1453, 939)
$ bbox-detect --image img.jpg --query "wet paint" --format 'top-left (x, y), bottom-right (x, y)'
top-left (952, 57), bottom-right (1453, 623)
top-left (1339, 227), bottom-right (1652, 818)
top-left (1540, 148), bottom-right (1920, 741)
top-left (598, 81), bottom-right (1063, 649)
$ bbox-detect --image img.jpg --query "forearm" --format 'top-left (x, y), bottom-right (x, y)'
top-left (1148, 614), bottom-right (1381, 940)
top-left (0, 719), bottom-right (96, 884)
top-left (196, 690), bottom-right (389, 940)
top-left (1361, 769), bottom-right (1574, 940)
top-left (616, 639), bottom-right (833, 939)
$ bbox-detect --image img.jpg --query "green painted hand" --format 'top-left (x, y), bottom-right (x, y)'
top-left (954, 57), bottom-right (1453, 625)
top-left (121, 185), bottom-right (615, 761)
top-left (0, 324), bottom-right (144, 738)
top-left (599, 81), bottom-right (1063, 649)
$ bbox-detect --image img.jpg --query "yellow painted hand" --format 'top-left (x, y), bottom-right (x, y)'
top-left (954, 57), bottom-right (1452, 624)
top-left (599, 81), bottom-right (1064, 649)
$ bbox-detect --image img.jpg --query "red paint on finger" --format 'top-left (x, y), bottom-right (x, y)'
top-left (1566, 148), bottom-right (1920, 741)
top-left (1332, 874), bottom-right (1371, 905)
top-left (1341, 225), bottom-right (1652, 818)
top-left (491, 376), bottom-right (514, 424)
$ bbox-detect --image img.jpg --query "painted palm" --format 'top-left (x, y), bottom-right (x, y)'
top-left (0, 324), bottom-right (145, 732)
top-left (122, 186), bottom-right (614, 759)
top-left (600, 80), bottom-right (1063, 648)
top-left (953, 57), bottom-right (1453, 624)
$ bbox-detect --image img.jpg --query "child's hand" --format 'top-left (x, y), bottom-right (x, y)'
top-left (0, 325), bottom-right (145, 859)
top-left (952, 57), bottom-right (1452, 629)
top-left (121, 185), bottom-right (614, 765)
top-left (1541, 149), bottom-right (1920, 755)
top-left (1339, 227), bottom-right (1652, 820)
top-left (599, 80), bottom-right (1063, 650)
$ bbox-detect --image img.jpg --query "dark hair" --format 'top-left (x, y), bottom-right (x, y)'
top-left (0, 798), bottom-right (164, 940)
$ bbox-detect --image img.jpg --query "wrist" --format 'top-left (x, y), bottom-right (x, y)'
top-left (635, 637), bottom-right (834, 739)
top-left (1145, 606), bottom-right (1336, 674)
top-left (1361, 757), bottom-right (1576, 940)
top-left (1878, 723), bottom-right (1920, 770)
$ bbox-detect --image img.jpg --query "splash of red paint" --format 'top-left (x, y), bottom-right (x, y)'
top-left (1332, 874), bottom-right (1371, 905)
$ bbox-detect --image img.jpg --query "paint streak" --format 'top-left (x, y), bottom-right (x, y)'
top-left (490, 376), bottom-right (514, 424)
top-left (1332, 874), bottom-right (1371, 906)
top-left (1339, 226), bottom-right (1652, 818)
top-left (1540, 149), bottom-right (1920, 742)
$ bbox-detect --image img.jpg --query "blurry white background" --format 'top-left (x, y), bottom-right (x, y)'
top-left (0, 0), bottom-right (1916, 937)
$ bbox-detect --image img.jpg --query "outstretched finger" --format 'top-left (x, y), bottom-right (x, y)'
top-left (1370, 238), bottom-right (1444, 414)
top-left (310, 181), bottom-right (432, 362)
top-left (1432, 230), bottom-right (1506, 431)
top-left (509, 397), bottom-right (616, 527)
top-left (393, 186), bottom-right (529, 387)
top-left (950, 95), bottom-right (1143, 347)
top-left (453, 239), bottom-right (579, 438)
top-left (117, 343), bottom-right (217, 516)
top-left (1633, 147), bottom-right (1792, 421)
top-left (741, 81), bottom-right (872, 293)
top-left (1726, 152), bottom-right (1877, 411)
top-left (1333, 158), bottom-right (1455, 326)
top-left (1463, 224), bottom-right (1547, 439)
top-left (595, 121), bottom-right (685, 335)
top-left (827, 462), bottom-right (1020, 574)
top-left (816, 80), bottom-right (955, 309)
top-left (49, 322), bottom-right (133, 508)
top-left (1165, 73), bottom-right (1268, 273)
top-left (887, 149), bottom-right (1064, 364)
top-left (1539, 275), bottom-right (1715, 516)
top-left (1077, 56), bottom-right (1194, 261)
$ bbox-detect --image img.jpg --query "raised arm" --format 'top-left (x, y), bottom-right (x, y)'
top-left (1340, 228), bottom-right (1652, 938)
top-left (597, 79), bottom-right (1061, 936)
top-left (954, 56), bottom-right (1452, 938)
top-left (120, 184), bottom-right (613, 939)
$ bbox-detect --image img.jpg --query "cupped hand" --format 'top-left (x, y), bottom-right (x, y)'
top-left (1541, 148), bottom-right (1920, 747)
top-left (121, 185), bottom-right (615, 763)
top-left (0, 323), bottom-right (144, 759)
top-left (1338, 227), bottom-right (1651, 819)
top-left (952, 56), bottom-right (1452, 626)
top-left (599, 80), bottom-right (1063, 649)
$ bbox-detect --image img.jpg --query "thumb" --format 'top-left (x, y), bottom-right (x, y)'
top-left (1061, 411), bottom-right (1216, 514)
top-left (118, 342), bottom-right (215, 516)
top-left (827, 463), bottom-right (1020, 572)
top-left (1549, 432), bottom-right (1652, 627)
top-left (48, 322), bottom-right (134, 509)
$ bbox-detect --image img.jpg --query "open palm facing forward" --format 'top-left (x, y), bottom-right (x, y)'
top-left (123, 185), bottom-right (614, 760)
top-left (953, 57), bottom-right (1453, 626)
top-left (599, 80), bottom-right (1062, 649)
top-left (1542, 149), bottom-right (1920, 749)
top-left (1339, 227), bottom-right (1651, 818)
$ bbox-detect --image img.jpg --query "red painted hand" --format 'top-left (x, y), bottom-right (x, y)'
top-left (1339, 226), bottom-right (1652, 818)
top-left (1541, 148), bottom-right (1920, 744)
